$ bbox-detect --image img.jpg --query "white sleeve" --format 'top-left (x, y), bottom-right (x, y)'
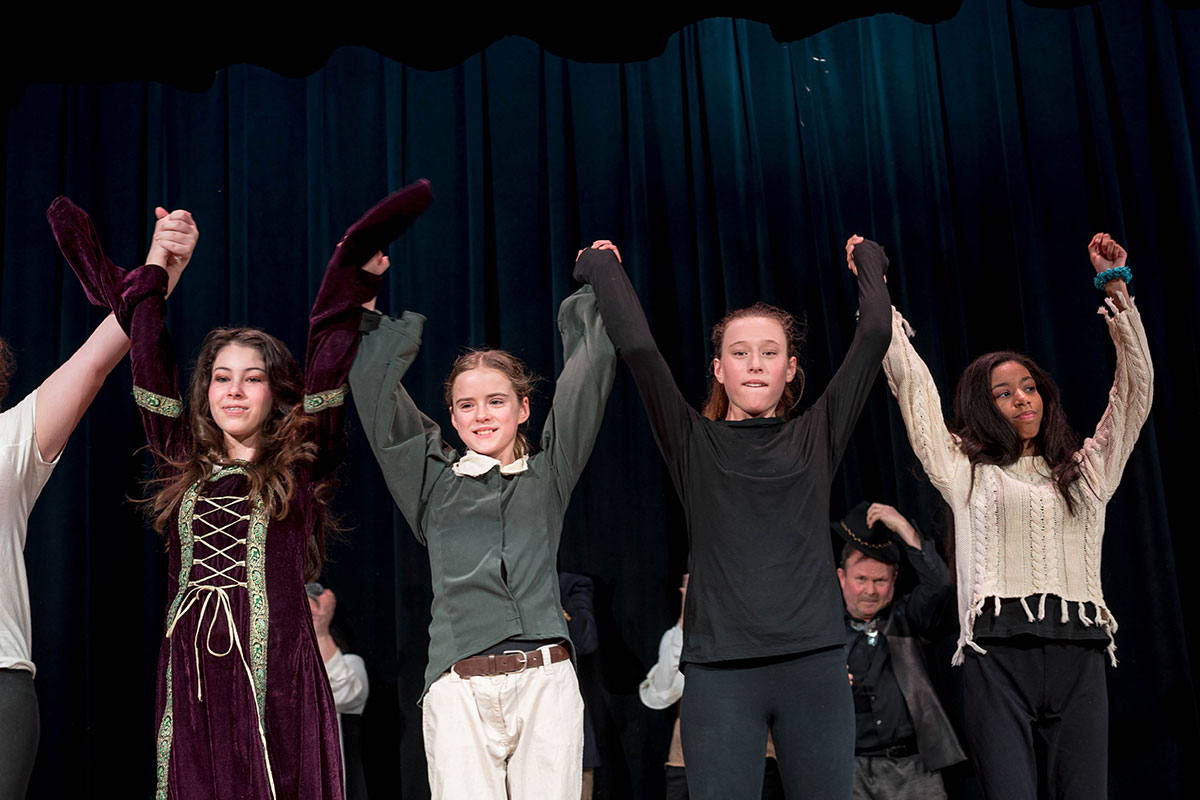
top-left (0, 391), bottom-right (60, 550)
top-left (638, 624), bottom-right (685, 710)
top-left (881, 309), bottom-right (968, 494)
top-left (1080, 301), bottom-right (1154, 501)
top-left (324, 650), bottom-right (369, 715)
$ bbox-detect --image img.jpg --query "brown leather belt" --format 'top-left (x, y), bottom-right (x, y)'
top-left (451, 643), bottom-right (570, 678)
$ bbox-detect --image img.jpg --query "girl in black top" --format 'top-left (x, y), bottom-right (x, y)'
top-left (574, 237), bottom-right (891, 799)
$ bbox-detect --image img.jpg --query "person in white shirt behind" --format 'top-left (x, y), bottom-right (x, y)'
top-left (0, 204), bottom-right (196, 799)
top-left (309, 583), bottom-right (370, 798)
top-left (639, 574), bottom-right (783, 800)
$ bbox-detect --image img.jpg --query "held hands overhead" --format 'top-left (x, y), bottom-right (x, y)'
top-left (578, 239), bottom-right (622, 263)
top-left (147, 207), bottom-right (199, 298)
top-left (844, 235), bottom-right (889, 282)
top-left (360, 251), bottom-right (391, 312)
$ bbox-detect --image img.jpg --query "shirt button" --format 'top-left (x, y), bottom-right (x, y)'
top-left (876, 720), bottom-right (882, 726)
top-left (871, 695), bottom-right (877, 701)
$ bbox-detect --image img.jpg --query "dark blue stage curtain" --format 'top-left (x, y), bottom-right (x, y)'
top-left (2, 1), bottom-right (1197, 797)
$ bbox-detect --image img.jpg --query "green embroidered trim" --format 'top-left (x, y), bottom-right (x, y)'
top-left (154, 650), bottom-right (175, 799)
top-left (133, 385), bottom-right (183, 418)
top-left (155, 480), bottom-right (200, 796)
top-left (304, 384), bottom-right (348, 413)
top-left (156, 466), bottom-right (273, 794)
top-left (245, 487), bottom-right (270, 719)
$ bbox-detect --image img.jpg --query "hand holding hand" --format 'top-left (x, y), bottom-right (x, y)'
top-left (577, 239), bottom-right (622, 263)
top-left (866, 502), bottom-right (920, 550)
top-left (845, 235), bottom-right (889, 282)
top-left (845, 235), bottom-right (865, 277)
top-left (361, 250), bottom-right (390, 276)
top-left (358, 250), bottom-right (391, 311)
top-left (147, 207), bottom-right (199, 297)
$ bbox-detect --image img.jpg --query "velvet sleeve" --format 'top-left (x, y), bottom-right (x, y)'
top-left (303, 251), bottom-right (382, 483)
top-left (304, 180), bottom-right (434, 481)
top-left (348, 311), bottom-right (451, 544)
top-left (572, 248), bottom-right (695, 473)
top-left (44, 195), bottom-right (187, 466)
top-left (807, 239), bottom-right (893, 470)
top-left (1078, 300), bottom-right (1154, 502)
top-left (125, 266), bottom-right (190, 468)
top-left (541, 284), bottom-right (617, 505)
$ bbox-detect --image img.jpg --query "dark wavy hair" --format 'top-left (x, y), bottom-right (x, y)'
top-left (147, 327), bottom-right (333, 581)
top-left (702, 302), bottom-right (806, 421)
top-left (443, 348), bottom-right (540, 459)
top-left (951, 351), bottom-right (1085, 514)
top-left (0, 337), bottom-right (14, 408)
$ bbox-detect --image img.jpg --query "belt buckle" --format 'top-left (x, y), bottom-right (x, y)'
top-left (502, 649), bottom-right (529, 674)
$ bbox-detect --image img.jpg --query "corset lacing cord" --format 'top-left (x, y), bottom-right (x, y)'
top-left (164, 492), bottom-right (278, 799)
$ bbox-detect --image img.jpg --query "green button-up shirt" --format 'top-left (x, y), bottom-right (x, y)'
top-left (349, 286), bottom-right (616, 695)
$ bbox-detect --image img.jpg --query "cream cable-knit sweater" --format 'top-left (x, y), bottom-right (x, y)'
top-left (882, 299), bottom-right (1153, 666)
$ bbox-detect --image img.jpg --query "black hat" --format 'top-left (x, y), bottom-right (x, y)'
top-left (831, 501), bottom-right (900, 565)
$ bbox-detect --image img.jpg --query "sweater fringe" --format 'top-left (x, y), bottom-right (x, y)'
top-left (1019, 596), bottom-right (1035, 623)
top-left (957, 594), bottom-right (1119, 668)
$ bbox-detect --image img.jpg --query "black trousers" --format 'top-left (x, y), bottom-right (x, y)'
top-left (666, 759), bottom-right (784, 800)
top-left (680, 646), bottom-right (854, 800)
top-left (0, 668), bottom-right (38, 799)
top-left (963, 640), bottom-right (1107, 800)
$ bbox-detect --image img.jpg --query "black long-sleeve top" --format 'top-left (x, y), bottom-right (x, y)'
top-left (574, 247), bottom-right (891, 665)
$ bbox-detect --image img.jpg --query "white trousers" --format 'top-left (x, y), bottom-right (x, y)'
top-left (422, 645), bottom-right (584, 799)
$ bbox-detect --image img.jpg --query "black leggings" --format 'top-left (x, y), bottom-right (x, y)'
top-left (0, 668), bottom-right (38, 799)
top-left (963, 640), bottom-right (1108, 800)
top-left (680, 647), bottom-right (853, 799)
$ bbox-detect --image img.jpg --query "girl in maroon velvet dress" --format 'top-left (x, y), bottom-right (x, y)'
top-left (47, 183), bottom-right (432, 800)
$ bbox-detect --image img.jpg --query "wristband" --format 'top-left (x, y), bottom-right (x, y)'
top-left (1093, 266), bottom-right (1132, 290)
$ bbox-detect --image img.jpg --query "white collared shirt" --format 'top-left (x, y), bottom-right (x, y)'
top-left (452, 449), bottom-right (529, 477)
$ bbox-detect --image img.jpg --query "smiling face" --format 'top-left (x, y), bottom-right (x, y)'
top-left (207, 343), bottom-right (273, 460)
top-left (449, 367), bottom-right (531, 465)
top-left (838, 550), bottom-right (897, 622)
top-left (712, 316), bottom-right (798, 420)
top-left (990, 359), bottom-right (1042, 452)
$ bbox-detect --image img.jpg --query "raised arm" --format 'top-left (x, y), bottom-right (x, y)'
top-left (349, 310), bottom-right (449, 540)
top-left (880, 318), bottom-right (966, 493)
top-left (34, 316), bottom-right (129, 462)
top-left (813, 236), bottom-right (893, 467)
top-left (304, 180), bottom-right (434, 480)
top-left (1081, 234), bottom-right (1154, 499)
top-left (44, 200), bottom-right (198, 464)
top-left (542, 279), bottom-right (617, 503)
top-left (867, 503), bottom-right (955, 639)
top-left (571, 244), bottom-right (694, 468)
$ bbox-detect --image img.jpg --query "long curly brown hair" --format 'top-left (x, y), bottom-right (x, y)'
top-left (702, 302), bottom-right (806, 421)
top-left (0, 337), bottom-right (14, 409)
top-left (146, 328), bottom-right (333, 581)
top-left (951, 350), bottom-right (1086, 514)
